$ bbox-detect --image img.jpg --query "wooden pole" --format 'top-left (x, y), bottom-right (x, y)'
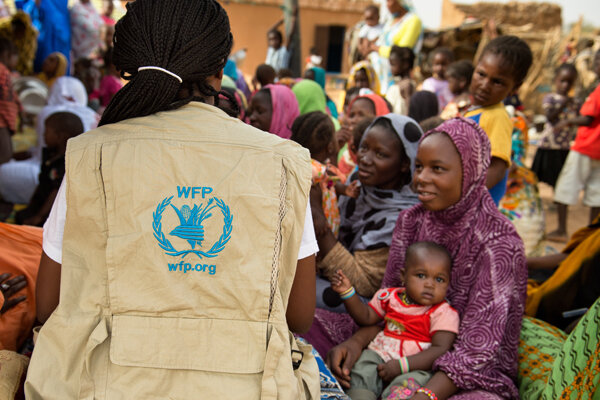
top-left (284, 0), bottom-right (301, 77)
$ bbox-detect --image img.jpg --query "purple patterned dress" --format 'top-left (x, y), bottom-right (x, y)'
top-left (384, 118), bottom-right (527, 399)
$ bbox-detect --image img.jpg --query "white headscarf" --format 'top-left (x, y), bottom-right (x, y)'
top-left (34, 77), bottom-right (100, 160)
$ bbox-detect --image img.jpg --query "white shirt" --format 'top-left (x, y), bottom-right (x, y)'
top-left (43, 179), bottom-right (318, 263)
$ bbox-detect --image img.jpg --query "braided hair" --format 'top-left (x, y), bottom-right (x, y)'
top-left (99, 0), bottom-right (233, 126)
top-left (290, 111), bottom-right (334, 158)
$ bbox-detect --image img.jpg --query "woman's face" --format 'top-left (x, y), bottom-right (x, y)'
top-left (357, 124), bottom-right (407, 189)
top-left (414, 132), bottom-right (462, 211)
top-left (248, 90), bottom-right (272, 132)
top-left (346, 98), bottom-right (375, 133)
top-left (386, 0), bottom-right (402, 14)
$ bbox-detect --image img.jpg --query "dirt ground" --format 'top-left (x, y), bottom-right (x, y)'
top-left (527, 148), bottom-right (590, 253)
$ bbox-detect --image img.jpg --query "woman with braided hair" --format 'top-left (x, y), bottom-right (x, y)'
top-left (25, 0), bottom-right (319, 398)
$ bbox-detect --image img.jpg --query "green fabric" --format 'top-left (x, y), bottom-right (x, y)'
top-left (292, 79), bottom-right (327, 115)
top-left (519, 297), bottom-right (600, 400)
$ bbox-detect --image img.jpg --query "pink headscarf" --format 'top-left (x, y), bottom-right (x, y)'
top-left (263, 84), bottom-right (300, 139)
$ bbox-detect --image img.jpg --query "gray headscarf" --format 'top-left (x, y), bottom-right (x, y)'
top-left (338, 114), bottom-right (422, 252)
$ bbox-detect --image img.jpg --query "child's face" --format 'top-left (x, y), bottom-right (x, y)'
top-left (389, 53), bottom-right (411, 77)
top-left (554, 69), bottom-right (576, 96)
top-left (247, 90), bottom-right (272, 132)
top-left (346, 98), bottom-right (375, 133)
top-left (401, 248), bottom-right (451, 306)
top-left (43, 124), bottom-right (60, 149)
top-left (267, 32), bottom-right (282, 49)
top-left (354, 69), bottom-right (370, 89)
top-left (447, 75), bottom-right (465, 95)
top-left (364, 8), bottom-right (379, 27)
top-left (431, 52), bottom-right (450, 80)
top-left (42, 54), bottom-right (59, 76)
top-left (470, 53), bottom-right (516, 107)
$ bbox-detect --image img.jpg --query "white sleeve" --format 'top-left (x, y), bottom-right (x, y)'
top-left (42, 178), bottom-right (67, 264)
top-left (42, 180), bottom-right (318, 263)
top-left (297, 200), bottom-right (319, 260)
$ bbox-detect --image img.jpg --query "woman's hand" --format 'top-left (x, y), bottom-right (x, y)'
top-left (325, 336), bottom-right (365, 388)
top-left (0, 273), bottom-right (27, 314)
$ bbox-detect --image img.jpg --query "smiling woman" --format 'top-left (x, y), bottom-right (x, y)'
top-left (328, 117), bottom-right (528, 400)
top-left (303, 114), bottom-right (423, 356)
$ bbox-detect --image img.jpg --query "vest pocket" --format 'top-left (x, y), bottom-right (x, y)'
top-left (109, 314), bottom-right (267, 374)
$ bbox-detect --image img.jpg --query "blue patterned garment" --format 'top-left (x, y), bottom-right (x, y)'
top-left (297, 338), bottom-right (350, 399)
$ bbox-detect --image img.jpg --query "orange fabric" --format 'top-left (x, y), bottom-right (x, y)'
top-left (0, 223), bottom-right (42, 351)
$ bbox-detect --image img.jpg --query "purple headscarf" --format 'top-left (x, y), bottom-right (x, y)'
top-left (384, 117), bottom-right (527, 398)
top-left (263, 84), bottom-right (299, 139)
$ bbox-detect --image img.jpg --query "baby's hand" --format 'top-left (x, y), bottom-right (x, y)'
top-left (344, 180), bottom-right (360, 198)
top-left (377, 359), bottom-right (402, 383)
top-left (330, 269), bottom-right (352, 294)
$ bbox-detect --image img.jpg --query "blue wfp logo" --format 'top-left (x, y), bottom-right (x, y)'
top-left (153, 187), bottom-right (233, 266)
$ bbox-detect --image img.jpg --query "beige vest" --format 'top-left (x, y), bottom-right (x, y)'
top-left (25, 103), bottom-right (319, 399)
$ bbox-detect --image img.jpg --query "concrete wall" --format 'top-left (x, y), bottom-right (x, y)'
top-left (222, 2), bottom-right (363, 78)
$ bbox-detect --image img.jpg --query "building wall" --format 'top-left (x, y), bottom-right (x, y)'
top-left (222, 2), bottom-right (363, 78)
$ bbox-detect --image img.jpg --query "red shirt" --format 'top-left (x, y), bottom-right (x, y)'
top-left (572, 84), bottom-right (600, 159)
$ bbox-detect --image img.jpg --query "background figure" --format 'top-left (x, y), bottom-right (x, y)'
top-left (69, 0), bottom-right (103, 61)
top-left (0, 11), bottom-right (38, 75)
top-left (21, 0), bottom-right (71, 74)
top-left (408, 91), bottom-right (439, 124)
top-left (36, 52), bottom-right (67, 89)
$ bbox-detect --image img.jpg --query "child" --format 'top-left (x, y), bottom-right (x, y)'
top-left (440, 60), bottom-right (474, 119)
top-left (36, 52), bottom-right (67, 89)
top-left (464, 35), bottom-right (533, 205)
top-left (531, 63), bottom-right (578, 190)
top-left (252, 63), bottom-right (276, 93)
top-left (265, 6), bottom-right (297, 73)
top-left (421, 47), bottom-right (454, 112)
top-left (357, 5), bottom-right (383, 59)
top-left (15, 112), bottom-right (84, 226)
top-left (385, 46), bottom-right (415, 115)
top-left (0, 37), bottom-right (20, 165)
top-left (550, 50), bottom-right (600, 242)
top-left (347, 60), bottom-right (380, 94)
top-left (330, 241), bottom-right (459, 400)
top-left (98, 47), bottom-right (123, 110)
top-left (290, 111), bottom-right (358, 236)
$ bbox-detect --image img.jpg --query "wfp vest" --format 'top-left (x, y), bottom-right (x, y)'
top-left (25, 103), bottom-right (319, 399)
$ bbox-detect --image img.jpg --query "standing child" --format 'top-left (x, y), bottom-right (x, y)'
top-left (265, 6), bottom-right (298, 73)
top-left (421, 47), bottom-right (454, 112)
top-left (464, 35), bottom-right (533, 205)
top-left (330, 241), bottom-right (459, 400)
top-left (15, 112), bottom-right (84, 226)
top-left (291, 111), bottom-right (358, 236)
top-left (531, 63), bottom-right (578, 190)
top-left (550, 50), bottom-right (600, 242)
top-left (98, 47), bottom-right (123, 111)
top-left (440, 60), bottom-right (474, 119)
top-left (0, 38), bottom-right (20, 165)
top-left (385, 46), bottom-right (415, 115)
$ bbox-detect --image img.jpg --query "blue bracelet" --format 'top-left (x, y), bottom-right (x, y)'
top-left (340, 287), bottom-right (356, 300)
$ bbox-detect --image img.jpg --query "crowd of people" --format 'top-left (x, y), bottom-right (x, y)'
top-left (0, 0), bottom-right (599, 399)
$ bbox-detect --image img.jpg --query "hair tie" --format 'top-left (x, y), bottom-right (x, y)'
top-left (137, 66), bottom-right (182, 83)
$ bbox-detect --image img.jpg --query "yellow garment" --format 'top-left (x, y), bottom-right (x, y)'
top-left (464, 103), bottom-right (513, 165)
top-left (526, 216), bottom-right (600, 317)
top-left (36, 52), bottom-right (67, 89)
top-left (0, 11), bottom-right (38, 76)
top-left (378, 14), bottom-right (421, 59)
top-left (25, 102), bottom-right (319, 399)
top-left (347, 60), bottom-right (381, 95)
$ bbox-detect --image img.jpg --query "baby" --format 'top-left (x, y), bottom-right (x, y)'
top-left (331, 241), bottom-right (459, 400)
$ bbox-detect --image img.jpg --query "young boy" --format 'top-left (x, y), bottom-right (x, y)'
top-left (15, 112), bottom-right (84, 226)
top-left (549, 50), bottom-right (600, 241)
top-left (265, 6), bottom-right (298, 73)
top-left (385, 45), bottom-right (415, 115)
top-left (464, 36), bottom-right (533, 205)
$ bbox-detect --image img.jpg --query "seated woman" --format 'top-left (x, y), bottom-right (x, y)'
top-left (246, 83), bottom-right (299, 139)
top-left (304, 113), bottom-right (422, 354)
top-left (327, 118), bottom-right (527, 399)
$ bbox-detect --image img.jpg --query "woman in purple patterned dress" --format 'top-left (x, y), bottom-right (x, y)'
top-left (326, 117), bottom-right (527, 399)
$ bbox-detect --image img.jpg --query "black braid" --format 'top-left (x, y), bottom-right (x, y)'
top-left (99, 0), bottom-right (233, 126)
top-left (290, 111), bottom-right (334, 157)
